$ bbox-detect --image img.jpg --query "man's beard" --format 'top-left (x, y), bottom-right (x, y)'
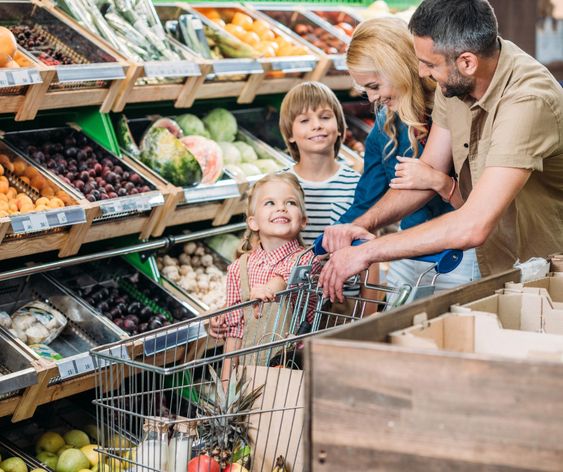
top-left (441, 66), bottom-right (474, 98)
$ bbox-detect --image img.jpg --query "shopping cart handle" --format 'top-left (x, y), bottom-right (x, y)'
top-left (313, 235), bottom-right (463, 274)
top-left (411, 249), bottom-right (463, 274)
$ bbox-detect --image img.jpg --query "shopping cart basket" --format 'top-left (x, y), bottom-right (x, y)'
top-left (90, 243), bottom-right (462, 472)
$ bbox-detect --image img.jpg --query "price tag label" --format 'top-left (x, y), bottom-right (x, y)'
top-left (144, 60), bottom-right (201, 78)
top-left (270, 58), bottom-right (316, 73)
top-left (0, 68), bottom-right (42, 88)
top-left (332, 55), bottom-right (348, 71)
top-left (212, 60), bottom-right (263, 76)
top-left (100, 193), bottom-right (164, 216)
top-left (144, 323), bottom-right (204, 356)
top-left (58, 355), bottom-right (95, 380)
top-left (184, 183), bottom-right (239, 204)
top-left (56, 63), bottom-right (125, 83)
top-left (11, 206), bottom-right (86, 234)
top-left (93, 346), bottom-right (130, 369)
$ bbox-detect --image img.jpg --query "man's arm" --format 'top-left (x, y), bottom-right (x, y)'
top-left (322, 124), bottom-right (454, 252)
top-left (320, 166), bottom-right (531, 301)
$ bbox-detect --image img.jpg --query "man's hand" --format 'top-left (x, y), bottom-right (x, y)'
top-left (318, 245), bottom-right (371, 303)
top-left (322, 223), bottom-right (375, 253)
top-left (209, 314), bottom-right (227, 338)
top-left (390, 156), bottom-right (445, 191)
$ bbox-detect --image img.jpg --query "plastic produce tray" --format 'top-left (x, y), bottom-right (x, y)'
top-left (0, 2), bottom-right (125, 92)
top-left (3, 126), bottom-right (165, 223)
top-left (0, 139), bottom-right (86, 240)
top-left (251, 5), bottom-right (348, 74)
top-left (0, 274), bottom-right (123, 384)
top-left (310, 7), bottom-right (361, 36)
top-left (0, 330), bottom-right (37, 402)
top-left (45, 257), bottom-right (203, 355)
top-left (119, 114), bottom-right (292, 205)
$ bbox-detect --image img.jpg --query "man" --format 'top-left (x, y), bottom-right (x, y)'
top-left (319, 0), bottom-right (563, 302)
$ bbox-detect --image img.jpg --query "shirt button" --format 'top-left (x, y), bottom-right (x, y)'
top-left (463, 143), bottom-right (469, 148)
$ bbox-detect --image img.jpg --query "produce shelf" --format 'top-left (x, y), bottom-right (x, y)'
top-left (0, 1), bottom-right (128, 120)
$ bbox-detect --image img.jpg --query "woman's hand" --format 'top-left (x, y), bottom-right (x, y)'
top-left (390, 156), bottom-right (447, 192)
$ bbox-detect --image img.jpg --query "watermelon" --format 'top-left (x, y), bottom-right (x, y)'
top-left (151, 117), bottom-right (183, 139)
top-left (180, 136), bottom-right (224, 185)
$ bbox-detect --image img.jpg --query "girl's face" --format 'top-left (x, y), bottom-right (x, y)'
top-left (289, 106), bottom-right (339, 158)
top-left (350, 70), bottom-right (398, 111)
top-left (248, 181), bottom-right (306, 247)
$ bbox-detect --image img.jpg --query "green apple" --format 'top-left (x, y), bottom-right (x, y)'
top-left (36, 451), bottom-right (58, 469)
top-left (36, 432), bottom-right (65, 454)
top-left (0, 457), bottom-right (27, 472)
top-left (57, 446), bottom-right (73, 457)
top-left (63, 430), bottom-right (90, 449)
top-left (56, 449), bottom-right (90, 472)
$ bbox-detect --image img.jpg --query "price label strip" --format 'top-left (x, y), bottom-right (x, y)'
top-left (332, 55), bottom-right (348, 71)
top-left (144, 323), bottom-right (205, 356)
top-left (144, 60), bottom-right (201, 78)
top-left (11, 206), bottom-right (86, 234)
top-left (184, 182), bottom-right (239, 204)
top-left (100, 193), bottom-right (165, 216)
top-left (270, 58), bottom-right (317, 73)
top-left (93, 346), bottom-right (130, 370)
top-left (0, 68), bottom-right (42, 89)
top-left (212, 59), bottom-right (263, 76)
top-left (58, 346), bottom-right (131, 378)
top-left (56, 63), bottom-right (126, 83)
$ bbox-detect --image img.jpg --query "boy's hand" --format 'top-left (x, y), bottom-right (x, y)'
top-left (209, 314), bottom-right (227, 338)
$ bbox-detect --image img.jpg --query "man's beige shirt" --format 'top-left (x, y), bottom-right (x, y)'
top-left (432, 38), bottom-right (563, 276)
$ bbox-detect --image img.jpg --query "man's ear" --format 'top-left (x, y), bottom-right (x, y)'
top-left (456, 52), bottom-right (478, 76)
top-left (247, 215), bottom-right (259, 232)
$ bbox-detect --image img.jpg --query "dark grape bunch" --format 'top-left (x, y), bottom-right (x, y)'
top-left (9, 25), bottom-right (75, 66)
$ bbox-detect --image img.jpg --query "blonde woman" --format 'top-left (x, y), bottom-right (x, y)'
top-left (338, 18), bottom-right (480, 290)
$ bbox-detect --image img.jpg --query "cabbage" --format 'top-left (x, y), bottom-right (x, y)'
top-left (202, 108), bottom-right (238, 142)
top-left (218, 141), bottom-right (242, 165)
top-left (176, 114), bottom-right (210, 138)
top-left (240, 163), bottom-right (261, 176)
top-left (255, 159), bottom-right (281, 174)
top-left (205, 233), bottom-right (241, 262)
top-left (233, 141), bottom-right (258, 163)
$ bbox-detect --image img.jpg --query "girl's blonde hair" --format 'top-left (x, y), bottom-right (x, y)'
top-left (279, 81), bottom-right (346, 162)
top-left (347, 18), bottom-right (435, 158)
top-left (237, 172), bottom-right (307, 257)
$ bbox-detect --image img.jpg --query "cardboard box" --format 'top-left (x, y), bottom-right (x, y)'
top-left (390, 311), bottom-right (563, 361)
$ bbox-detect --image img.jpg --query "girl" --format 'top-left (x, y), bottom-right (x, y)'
top-left (338, 18), bottom-right (480, 291)
top-left (209, 173), bottom-right (317, 379)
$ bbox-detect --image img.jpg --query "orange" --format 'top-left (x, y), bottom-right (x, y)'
top-left (35, 197), bottom-right (50, 207)
top-left (199, 8), bottom-right (221, 20)
top-left (24, 166), bottom-right (38, 179)
top-left (48, 197), bottom-right (64, 208)
top-left (8, 200), bottom-right (18, 213)
top-left (231, 12), bottom-right (253, 29)
top-left (30, 174), bottom-right (46, 190)
top-left (242, 31), bottom-right (260, 47)
top-left (40, 186), bottom-right (54, 197)
top-left (34, 204), bottom-right (47, 212)
top-left (0, 201), bottom-right (8, 211)
top-left (20, 175), bottom-right (30, 185)
top-left (0, 193), bottom-right (7, 202)
top-left (0, 154), bottom-right (13, 173)
top-left (19, 202), bottom-right (34, 213)
top-left (250, 19), bottom-right (271, 35)
top-left (258, 29), bottom-right (275, 42)
top-left (225, 24), bottom-right (246, 39)
top-left (6, 186), bottom-right (17, 199)
top-left (12, 158), bottom-right (27, 176)
top-left (0, 27), bottom-right (17, 66)
top-left (0, 178), bottom-right (7, 194)
top-left (14, 50), bottom-right (32, 68)
top-left (0, 163), bottom-right (3, 176)
top-left (5, 60), bottom-right (19, 68)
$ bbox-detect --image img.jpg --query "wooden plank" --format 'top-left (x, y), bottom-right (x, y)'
top-left (58, 203), bottom-right (99, 258)
top-left (15, 69), bottom-right (57, 121)
top-left (151, 185), bottom-right (184, 237)
top-left (175, 63), bottom-right (213, 109)
top-left (165, 200), bottom-right (245, 229)
top-left (0, 95), bottom-right (24, 114)
top-left (112, 63), bottom-right (144, 112)
top-left (319, 269), bottom-right (520, 343)
top-left (11, 359), bottom-right (57, 422)
top-left (83, 215), bottom-right (149, 244)
top-left (39, 88), bottom-right (117, 110)
top-left (100, 71), bottom-right (128, 113)
top-left (0, 220), bottom-right (10, 244)
top-left (238, 73), bottom-right (266, 104)
top-left (124, 83), bottom-right (184, 104)
top-left (308, 338), bottom-right (563, 471)
top-left (321, 74), bottom-right (354, 91)
top-left (0, 232), bottom-right (67, 261)
top-left (0, 396), bottom-right (21, 419)
top-left (306, 56), bottom-right (333, 82)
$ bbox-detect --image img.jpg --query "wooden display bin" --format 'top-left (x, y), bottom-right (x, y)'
top-left (306, 261), bottom-right (563, 471)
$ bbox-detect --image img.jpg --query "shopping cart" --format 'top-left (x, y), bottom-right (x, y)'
top-left (90, 243), bottom-right (462, 472)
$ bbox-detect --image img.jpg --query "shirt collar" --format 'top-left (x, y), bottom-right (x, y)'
top-left (254, 239), bottom-right (302, 265)
top-left (470, 37), bottom-right (513, 112)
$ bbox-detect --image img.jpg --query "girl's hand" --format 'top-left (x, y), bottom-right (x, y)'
top-left (250, 284), bottom-right (277, 302)
top-left (209, 314), bottom-right (227, 338)
top-left (390, 156), bottom-right (443, 191)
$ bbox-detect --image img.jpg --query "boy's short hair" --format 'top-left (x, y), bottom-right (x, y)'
top-left (279, 81), bottom-right (347, 162)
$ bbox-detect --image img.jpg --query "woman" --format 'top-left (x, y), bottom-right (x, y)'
top-left (339, 18), bottom-right (480, 292)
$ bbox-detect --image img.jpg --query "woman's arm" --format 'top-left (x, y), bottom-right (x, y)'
top-left (389, 156), bottom-right (464, 208)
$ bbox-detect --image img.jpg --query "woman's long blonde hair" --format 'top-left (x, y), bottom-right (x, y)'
top-left (237, 172), bottom-right (307, 258)
top-left (347, 18), bottom-right (435, 158)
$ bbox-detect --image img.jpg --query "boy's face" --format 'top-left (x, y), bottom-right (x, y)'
top-left (289, 106), bottom-right (340, 159)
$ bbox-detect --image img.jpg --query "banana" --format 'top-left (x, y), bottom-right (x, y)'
top-left (207, 29), bottom-right (259, 59)
top-left (272, 455), bottom-right (289, 472)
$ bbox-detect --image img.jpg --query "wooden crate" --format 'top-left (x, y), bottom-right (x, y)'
top-left (305, 267), bottom-right (563, 471)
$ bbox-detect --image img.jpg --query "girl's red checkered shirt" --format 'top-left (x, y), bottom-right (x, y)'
top-left (224, 239), bottom-right (318, 339)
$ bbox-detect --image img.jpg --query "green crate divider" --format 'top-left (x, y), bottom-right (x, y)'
top-left (118, 277), bottom-right (174, 322)
top-left (164, 370), bottom-right (200, 404)
top-left (75, 109), bottom-right (122, 157)
top-left (123, 251), bottom-right (161, 282)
